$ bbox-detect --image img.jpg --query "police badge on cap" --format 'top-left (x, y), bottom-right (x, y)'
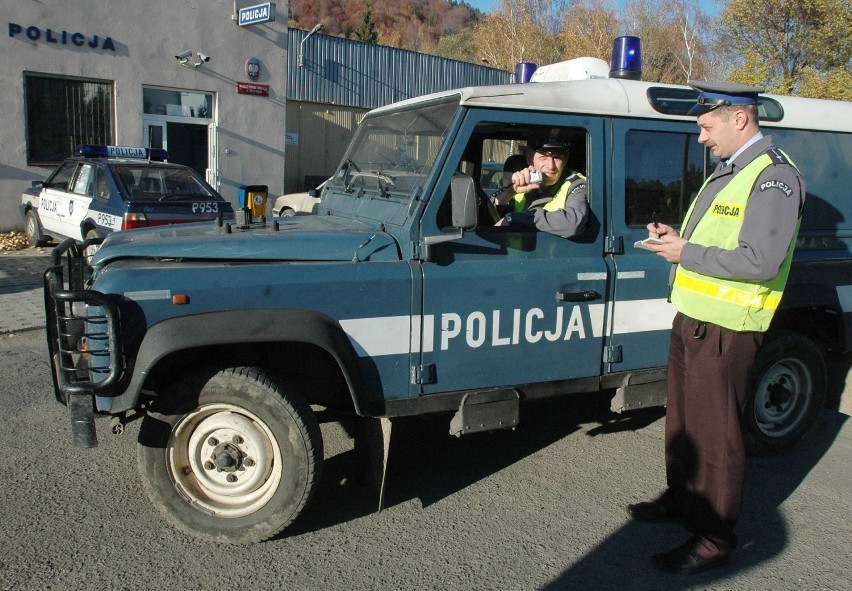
top-left (687, 80), bottom-right (764, 116)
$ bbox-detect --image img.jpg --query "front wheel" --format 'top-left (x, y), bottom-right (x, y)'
top-left (25, 210), bottom-right (47, 247)
top-left (744, 332), bottom-right (826, 455)
top-left (137, 367), bottom-right (323, 543)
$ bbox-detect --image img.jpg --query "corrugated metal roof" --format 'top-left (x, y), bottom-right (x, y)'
top-left (288, 28), bottom-right (512, 108)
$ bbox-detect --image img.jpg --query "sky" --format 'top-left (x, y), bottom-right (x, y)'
top-left (465, 0), bottom-right (723, 18)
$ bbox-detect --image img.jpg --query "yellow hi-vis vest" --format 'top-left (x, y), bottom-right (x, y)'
top-left (511, 173), bottom-right (585, 213)
top-left (670, 152), bottom-right (800, 332)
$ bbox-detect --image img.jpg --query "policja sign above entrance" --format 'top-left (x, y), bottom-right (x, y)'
top-left (238, 2), bottom-right (276, 27)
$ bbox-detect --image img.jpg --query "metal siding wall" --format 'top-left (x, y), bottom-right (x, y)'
top-left (289, 29), bottom-right (512, 108)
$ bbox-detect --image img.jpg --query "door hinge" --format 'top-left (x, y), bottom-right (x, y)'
top-left (604, 345), bottom-right (623, 364)
top-left (605, 235), bottom-right (624, 255)
top-left (411, 363), bottom-right (436, 385)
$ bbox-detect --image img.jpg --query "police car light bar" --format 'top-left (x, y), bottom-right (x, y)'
top-left (609, 36), bottom-right (642, 81)
top-left (76, 145), bottom-right (168, 161)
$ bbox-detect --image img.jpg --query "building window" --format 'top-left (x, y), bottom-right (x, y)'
top-left (24, 74), bottom-right (113, 165)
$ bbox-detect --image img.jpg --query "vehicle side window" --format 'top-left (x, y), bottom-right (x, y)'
top-left (96, 169), bottom-right (110, 200)
top-left (768, 128), bottom-right (851, 233)
top-left (625, 130), bottom-right (703, 227)
top-left (71, 164), bottom-right (95, 196)
top-left (45, 162), bottom-right (77, 191)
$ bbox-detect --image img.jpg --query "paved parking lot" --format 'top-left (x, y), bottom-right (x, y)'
top-left (0, 248), bottom-right (52, 334)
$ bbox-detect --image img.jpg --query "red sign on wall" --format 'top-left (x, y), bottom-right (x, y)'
top-left (236, 82), bottom-right (270, 96)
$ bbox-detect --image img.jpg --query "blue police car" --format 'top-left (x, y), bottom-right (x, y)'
top-left (21, 145), bottom-right (234, 248)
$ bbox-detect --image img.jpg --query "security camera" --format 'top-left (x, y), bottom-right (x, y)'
top-left (197, 53), bottom-right (210, 63)
top-left (174, 50), bottom-right (193, 60)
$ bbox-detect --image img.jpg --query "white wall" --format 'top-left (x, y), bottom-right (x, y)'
top-left (0, 0), bottom-right (288, 231)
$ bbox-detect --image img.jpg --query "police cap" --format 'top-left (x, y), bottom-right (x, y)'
top-left (687, 80), bottom-right (764, 116)
top-left (527, 139), bottom-right (569, 157)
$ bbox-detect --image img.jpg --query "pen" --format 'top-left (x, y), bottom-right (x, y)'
top-left (652, 211), bottom-right (659, 229)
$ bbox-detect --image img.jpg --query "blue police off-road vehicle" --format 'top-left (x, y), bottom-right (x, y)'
top-left (45, 57), bottom-right (852, 543)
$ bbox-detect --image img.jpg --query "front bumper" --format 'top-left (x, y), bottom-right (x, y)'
top-left (44, 238), bottom-right (124, 447)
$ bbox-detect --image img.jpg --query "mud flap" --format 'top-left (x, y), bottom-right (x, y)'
top-left (353, 417), bottom-right (393, 512)
top-left (69, 392), bottom-right (98, 448)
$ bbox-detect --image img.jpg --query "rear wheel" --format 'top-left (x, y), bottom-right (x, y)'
top-left (744, 332), bottom-right (826, 455)
top-left (137, 367), bottom-right (323, 543)
top-left (279, 207), bottom-right (296, 217)
top-left (25, 210), bottom-right (47, 247)
top-left (83, 229), bottom-right (100, 261)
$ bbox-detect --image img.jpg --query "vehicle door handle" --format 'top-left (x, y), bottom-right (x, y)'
top-left (556, 290), bottom-right (601, 302)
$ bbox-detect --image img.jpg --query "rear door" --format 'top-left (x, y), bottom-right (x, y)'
top-left (416, 111), bottom-right (609, 394)
top-left (607, 119), bottom-right (707, 371)
top-left (62, 162), bottom-right (98, 239)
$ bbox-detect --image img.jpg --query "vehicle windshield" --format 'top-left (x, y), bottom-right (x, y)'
top-left (328, 98), bottom-right (459, 199)
top-left (112, 164), bottom-right (218, 201)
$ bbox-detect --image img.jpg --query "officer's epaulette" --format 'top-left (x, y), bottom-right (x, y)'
top-left (766, 147), bottom-right (792, 166)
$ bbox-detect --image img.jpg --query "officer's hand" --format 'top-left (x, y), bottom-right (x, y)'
top-left (511, 166), bottom-right (541, 193)
top-left (644, 235), bottom-right (687, 263)
top-left (646, 222), bottom-right (679, 240)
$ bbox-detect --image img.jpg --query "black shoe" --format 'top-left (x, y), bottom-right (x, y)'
top-left (652, 542), bottom-right (730, 574)
top-left (627, 499), bottom-right (677, 523)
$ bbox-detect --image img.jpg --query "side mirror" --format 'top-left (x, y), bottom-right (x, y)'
top-left (450, 174), bottom-right (478, 230)
top-left (308, 188), bottom-right (318, 197)
top-left (422, 174), bottom-right (478, 261)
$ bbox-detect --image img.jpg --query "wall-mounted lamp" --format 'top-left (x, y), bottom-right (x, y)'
top-left (175, 50), bottom-right (211, 68)
top-left (297, 23), bottom-right (324, 67)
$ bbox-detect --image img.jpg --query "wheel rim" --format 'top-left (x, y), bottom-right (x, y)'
top-left (168, 403), bottom-right (283, 518)
top-left (753, 357), bottom-right (813, 438)
top-left (26, 215), bottom-right (37, 241)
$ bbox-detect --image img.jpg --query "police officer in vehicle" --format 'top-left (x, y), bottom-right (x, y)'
top-left (494, 139), bottom-right (588, 238)
top-left (634, 81), bottom-right (805, 574)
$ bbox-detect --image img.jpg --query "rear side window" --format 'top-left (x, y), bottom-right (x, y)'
top-left (625, 129), bottom-right (704, 227)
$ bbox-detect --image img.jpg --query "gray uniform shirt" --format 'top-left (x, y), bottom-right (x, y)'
top-left (506, 173), bottom-right (589, 238)
top-left (677, 135), bottom-right (805, 283)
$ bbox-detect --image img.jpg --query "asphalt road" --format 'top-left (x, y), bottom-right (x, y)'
top-left (1, 329), bottom-right (850, 591)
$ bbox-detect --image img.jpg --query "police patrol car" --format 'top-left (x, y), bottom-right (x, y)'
top-left (44, 45), bottom-right (851, 543)
top-left (21, 145), bottom-right (233, 250)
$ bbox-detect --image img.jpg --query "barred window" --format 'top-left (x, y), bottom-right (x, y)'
top-left (24, 74), bottom-right (113, 165)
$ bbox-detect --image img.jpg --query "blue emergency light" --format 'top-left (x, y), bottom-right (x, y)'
top-left (609, 36), bottom-right (642, 80)
top-left (75, 144), bottom-right (168, 161)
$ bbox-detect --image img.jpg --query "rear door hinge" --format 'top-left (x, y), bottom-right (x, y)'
top-left (411, 363), bottom-right (437, 385)
top-left (604, 345), bottom-right (623, 364)
top-left (605, 235), bottom-right (624, 255)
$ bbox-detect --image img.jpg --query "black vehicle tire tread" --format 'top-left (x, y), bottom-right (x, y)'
top-left (137, 366), bottom-right (323, 543)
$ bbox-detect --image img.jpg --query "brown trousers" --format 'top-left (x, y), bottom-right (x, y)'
top-left (664, 312), bottom-right (762, 555)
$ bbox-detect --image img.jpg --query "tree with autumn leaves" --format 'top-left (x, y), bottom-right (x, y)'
top-left (289, 0), bottom-right (850, 100)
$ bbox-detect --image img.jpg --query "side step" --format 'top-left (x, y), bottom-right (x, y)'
top-left (449, 389), bottom-right (520, 437)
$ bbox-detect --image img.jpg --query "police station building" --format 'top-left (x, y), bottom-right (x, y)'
top-left (1, 1), bottom-right (510, 233)
top-left (1, 0), bottom-right (288, 232)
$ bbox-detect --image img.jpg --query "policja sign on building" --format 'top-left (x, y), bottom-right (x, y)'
top-left (238, 2), bottom-right (276, 27)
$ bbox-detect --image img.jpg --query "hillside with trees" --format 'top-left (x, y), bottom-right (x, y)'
top-left (290, 0), bottom-right (851, 100)
top-left (288, 0), bottom-right (483, 53)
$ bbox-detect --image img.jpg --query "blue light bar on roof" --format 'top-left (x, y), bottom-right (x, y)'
top-left (609, 36), bottom-right (642, 81)
top-left (75, 145), bottom-right (168, 161)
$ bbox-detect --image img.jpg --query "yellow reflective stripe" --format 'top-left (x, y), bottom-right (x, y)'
top-left (674, 273), bottom-right (782, 310)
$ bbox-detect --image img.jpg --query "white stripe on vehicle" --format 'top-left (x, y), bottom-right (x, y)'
top-left (340, 298), bottom-right (673, 357)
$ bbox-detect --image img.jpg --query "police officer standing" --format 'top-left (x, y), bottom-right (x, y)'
top-left (632, 81), bottom-right (805, 574)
